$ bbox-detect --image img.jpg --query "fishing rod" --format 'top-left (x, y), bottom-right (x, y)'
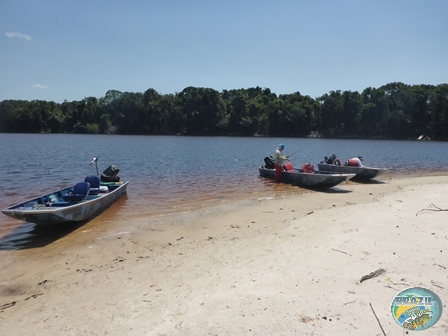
top-left (286, 147), bottom-right (303, 157)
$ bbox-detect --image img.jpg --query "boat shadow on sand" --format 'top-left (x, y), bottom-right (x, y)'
top-left (263, 178), bottom-right (354, 194)
top-left (0, 221), bottom-right (88, 251)
top-left (316, 185), bottom-right (353, 193)
top-left (349, 177), bottom-right (391, 185)
top-left (0, 194), bottom-right (128, 251)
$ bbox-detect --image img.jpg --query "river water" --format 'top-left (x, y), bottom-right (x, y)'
top-left (0, 134), bottom-right (447, 249)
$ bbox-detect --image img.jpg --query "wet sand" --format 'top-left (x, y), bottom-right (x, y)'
top-left (1, 175), bottom-right (447, 335)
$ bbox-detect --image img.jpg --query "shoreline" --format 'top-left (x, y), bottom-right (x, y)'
top-left (1, 175), bottom-right (448, 335)
top-left (0, 168), bottom-right (446, 236)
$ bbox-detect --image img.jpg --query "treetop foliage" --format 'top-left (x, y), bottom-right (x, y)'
top-left (1, 82), bottom-right (447, 140)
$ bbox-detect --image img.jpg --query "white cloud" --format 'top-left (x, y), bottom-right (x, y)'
top-left (32, 84), bottom-right (49, 90)
top-left (5, 31), bottom-right (32, 41)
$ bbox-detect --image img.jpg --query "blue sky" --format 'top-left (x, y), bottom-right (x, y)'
top-left (1, 0), bottom-right (447, 103)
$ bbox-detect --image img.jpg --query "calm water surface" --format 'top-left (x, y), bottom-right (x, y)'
top-left (1, 134), bottom-right (447, 248)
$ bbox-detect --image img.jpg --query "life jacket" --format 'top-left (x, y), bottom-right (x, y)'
top-left (302, 163), bottom-right (315, 173)
top-left (283, 162), bottom-right (294, 171)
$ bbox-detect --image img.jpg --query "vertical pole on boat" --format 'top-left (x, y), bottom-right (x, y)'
top-left (90, 157), bottom-right (99, 176)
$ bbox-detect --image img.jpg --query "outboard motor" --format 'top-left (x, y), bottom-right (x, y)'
top-left (101, 165), bottom-right (120, 182)
top-left (321, 154), bottom-right (337, 164)
top-left (326, 154), bottom-right (337, 164)
top-left (263, 156), bottom-right (275, 169)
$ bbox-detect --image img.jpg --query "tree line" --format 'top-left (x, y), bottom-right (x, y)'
top-left (0, 82), bottom-right (447, 140)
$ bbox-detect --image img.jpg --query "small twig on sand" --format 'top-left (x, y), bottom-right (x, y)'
top-left (331, 248), bottom-right (351, 256)
top-left (433, 263), bottom-right (446, 269)
top-left (431, 280), bottom-right (444, 289)
top-left (0, 301), bottom-right (16, 311)
top-left (369, 303), bottom-right (387, 336)
top-left (384, 277), bottom-right (409, 291)
top-left (416, 203), bottom-right (448, 216)
top-left (360, 268), bottom-right (386, 283)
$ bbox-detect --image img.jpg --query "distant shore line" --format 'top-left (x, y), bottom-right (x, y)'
top-left (0, 132), bottom-right (445, 142)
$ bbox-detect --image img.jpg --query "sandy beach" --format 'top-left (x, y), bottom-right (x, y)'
top-left (1, 175), bottom-right (447, 335)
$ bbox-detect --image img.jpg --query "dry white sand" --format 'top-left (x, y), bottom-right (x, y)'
top-left (1, 175), bottom-right (447, 335)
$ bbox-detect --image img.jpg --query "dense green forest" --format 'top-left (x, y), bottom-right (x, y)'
top-left (1, 82), bottom-right (447, 140)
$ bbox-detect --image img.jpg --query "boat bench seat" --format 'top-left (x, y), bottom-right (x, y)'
top-left (39, 196), bottom-right (67, 207)
top-left (51, 201), bottom-right (71, 207)
top-left (62, 182), bottom-right (90, 201)
top-left (85, 175), bottom-right (101, 195)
